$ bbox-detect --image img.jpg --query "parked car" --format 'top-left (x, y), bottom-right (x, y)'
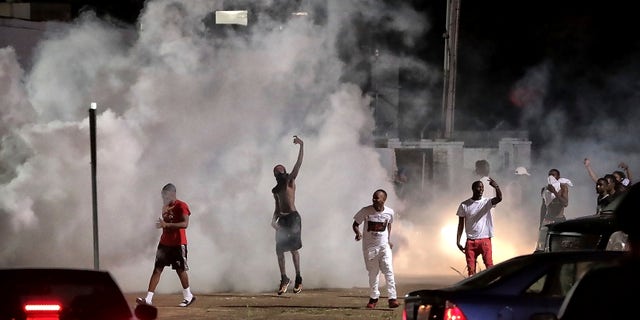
top-left (530, 183), bottom-right (640, 320)
top-left (0, 268), bottom-right (157, 320)
top-left (535, 191), bottom-right (629, 252)
top-left (402, 250), bottom-right (625, 320)
top-left (529, 259), bottom-right (638, 320)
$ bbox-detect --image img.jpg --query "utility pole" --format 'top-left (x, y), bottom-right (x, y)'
top-left (89, 102), bottom-right (99, 270)
top-left (441, 0), bottom-right (461, 139)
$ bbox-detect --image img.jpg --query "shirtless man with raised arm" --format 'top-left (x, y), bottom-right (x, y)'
top-left (271, 135), bottom-right (304, 295)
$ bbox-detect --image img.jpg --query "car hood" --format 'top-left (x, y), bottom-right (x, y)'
top-left (546, 213), bottom-right (617, 233)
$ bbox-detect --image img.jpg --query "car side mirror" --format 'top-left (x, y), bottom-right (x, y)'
top-left (135, 303), bottom-right (158, 320)
top-left (529, 312), bottom-right (558, 320)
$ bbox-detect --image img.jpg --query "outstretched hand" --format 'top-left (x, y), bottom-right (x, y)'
top-left (293, 135), bottom-right (303, 145)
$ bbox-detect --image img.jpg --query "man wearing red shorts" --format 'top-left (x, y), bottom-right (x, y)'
top-left (456, 178), bottom-right (502, 276)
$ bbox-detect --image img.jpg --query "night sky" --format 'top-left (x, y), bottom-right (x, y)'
top-left (454, 1), bottom-right (640, 146)
top-left (11, 0), bottom-right (640, 150)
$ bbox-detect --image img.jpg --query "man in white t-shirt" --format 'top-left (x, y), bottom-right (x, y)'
top-left (352, 189), bottom-right (399, 309)
top-left (456, 178), bottom-right (502, 276)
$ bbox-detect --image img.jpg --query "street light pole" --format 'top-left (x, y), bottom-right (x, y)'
top-left (441, 0), bottom-right (461, 139)
top-left (89, 102), bottom-right (99, 270)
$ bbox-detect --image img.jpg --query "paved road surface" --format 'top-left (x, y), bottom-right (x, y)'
top-left (125, 275), bottom-right (461, 320)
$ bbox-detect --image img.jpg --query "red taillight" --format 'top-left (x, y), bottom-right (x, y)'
top-left (25, 304), bottom-right (61, 312)
top-left (24, 303), bottom-right (61, 320)
top-left (444, 300), bottom-right (467, 320)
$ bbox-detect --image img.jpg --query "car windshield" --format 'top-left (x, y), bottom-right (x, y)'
top-left (453, 255), bottom-right (530, 288)
top-left (451, 252), bottom-right (623, 291)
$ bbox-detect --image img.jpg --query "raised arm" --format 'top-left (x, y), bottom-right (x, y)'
top-left (619, 162), bottom-right (633, 184)
top-left (289, 136), bottom-right (304, 179)
top-left (488, 177), bottom-right (503, 205)
top-left (584, 158), bottom-right (599, 183)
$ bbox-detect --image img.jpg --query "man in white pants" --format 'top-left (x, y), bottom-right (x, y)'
top-left (352, 189), bottom-right (399, 309)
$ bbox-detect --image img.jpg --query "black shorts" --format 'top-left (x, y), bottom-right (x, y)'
top-left (154, 244), bottom-right (189, 271)
top-left (276, 211), bottom-right (302, 252)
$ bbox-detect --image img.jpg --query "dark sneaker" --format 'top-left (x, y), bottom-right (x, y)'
top-left (388, 298), bottom-right (400, 308)
top-left (277, 277), bottom-right (290, 295)
top-left (293, 276), bottom-right (303, 294)
top-left (366, 298), bottom-right (378, 309)
top-left (178, 296), bottom-right (196, 307)
top-left (135, 297), bottom-right (150, 305)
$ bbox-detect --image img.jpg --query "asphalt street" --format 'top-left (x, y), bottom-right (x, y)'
top-left (125, 275), bottom-right (460, 320)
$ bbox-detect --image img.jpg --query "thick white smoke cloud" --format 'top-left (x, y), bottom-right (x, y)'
top-left (0, 0), bottom-right (448, 294)
top-left (510, 59), bottom-right (640, 221)
top-left (5, 0), bottom-right (633, 296)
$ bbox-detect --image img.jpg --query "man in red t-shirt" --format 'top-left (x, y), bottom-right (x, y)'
top-left (136, 183), bottom-right (196, 307)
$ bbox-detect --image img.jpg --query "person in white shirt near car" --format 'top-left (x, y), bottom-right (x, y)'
top-left (456, 178), bottom-right (503, 277)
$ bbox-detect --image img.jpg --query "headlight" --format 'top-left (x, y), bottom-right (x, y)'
top-left (606, 231), bottom-right (629, 251)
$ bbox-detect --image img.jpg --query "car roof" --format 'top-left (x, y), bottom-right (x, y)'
top-left (545, 190), bottom-right (628, 230)
top-left (545, 214), bottom-right (617, 233)
top-left (0, 267), bottom-right (111, 276)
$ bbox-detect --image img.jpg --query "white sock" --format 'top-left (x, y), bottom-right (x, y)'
top-left (183, 287), bottom-right (193, 300)
top-left (145, 292), bottom-right (154, 304)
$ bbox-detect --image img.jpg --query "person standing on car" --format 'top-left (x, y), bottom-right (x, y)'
top-left (595, 177), bottom-right (611, 214)
top-left (137, 183), bottom-right (195, 307)
top-left (352, 189), bottom-right (400, 309)
top-left (539, 168), bottom-right (571, 227)
top-left (456, 178), bottom-right (502, 276)
top-left (271, 135), bottom-right (304, 295)
top-left (556, 182), bottom-right (639, 320)
top-left (584, 157), bottom-right (633, 188)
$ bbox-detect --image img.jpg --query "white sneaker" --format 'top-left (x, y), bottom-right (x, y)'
top-left (178, 296), bottom-right (196, 307)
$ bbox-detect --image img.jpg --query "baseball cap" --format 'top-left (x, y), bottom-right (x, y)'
top-left (515, 166), bottom-right (530, 176)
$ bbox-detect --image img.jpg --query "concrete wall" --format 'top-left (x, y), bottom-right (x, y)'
top-left (379, 136), bottom-right (531, 195)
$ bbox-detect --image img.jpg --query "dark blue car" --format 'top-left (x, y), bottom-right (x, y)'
top-left (402, 250), bottom-right (625, 320)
